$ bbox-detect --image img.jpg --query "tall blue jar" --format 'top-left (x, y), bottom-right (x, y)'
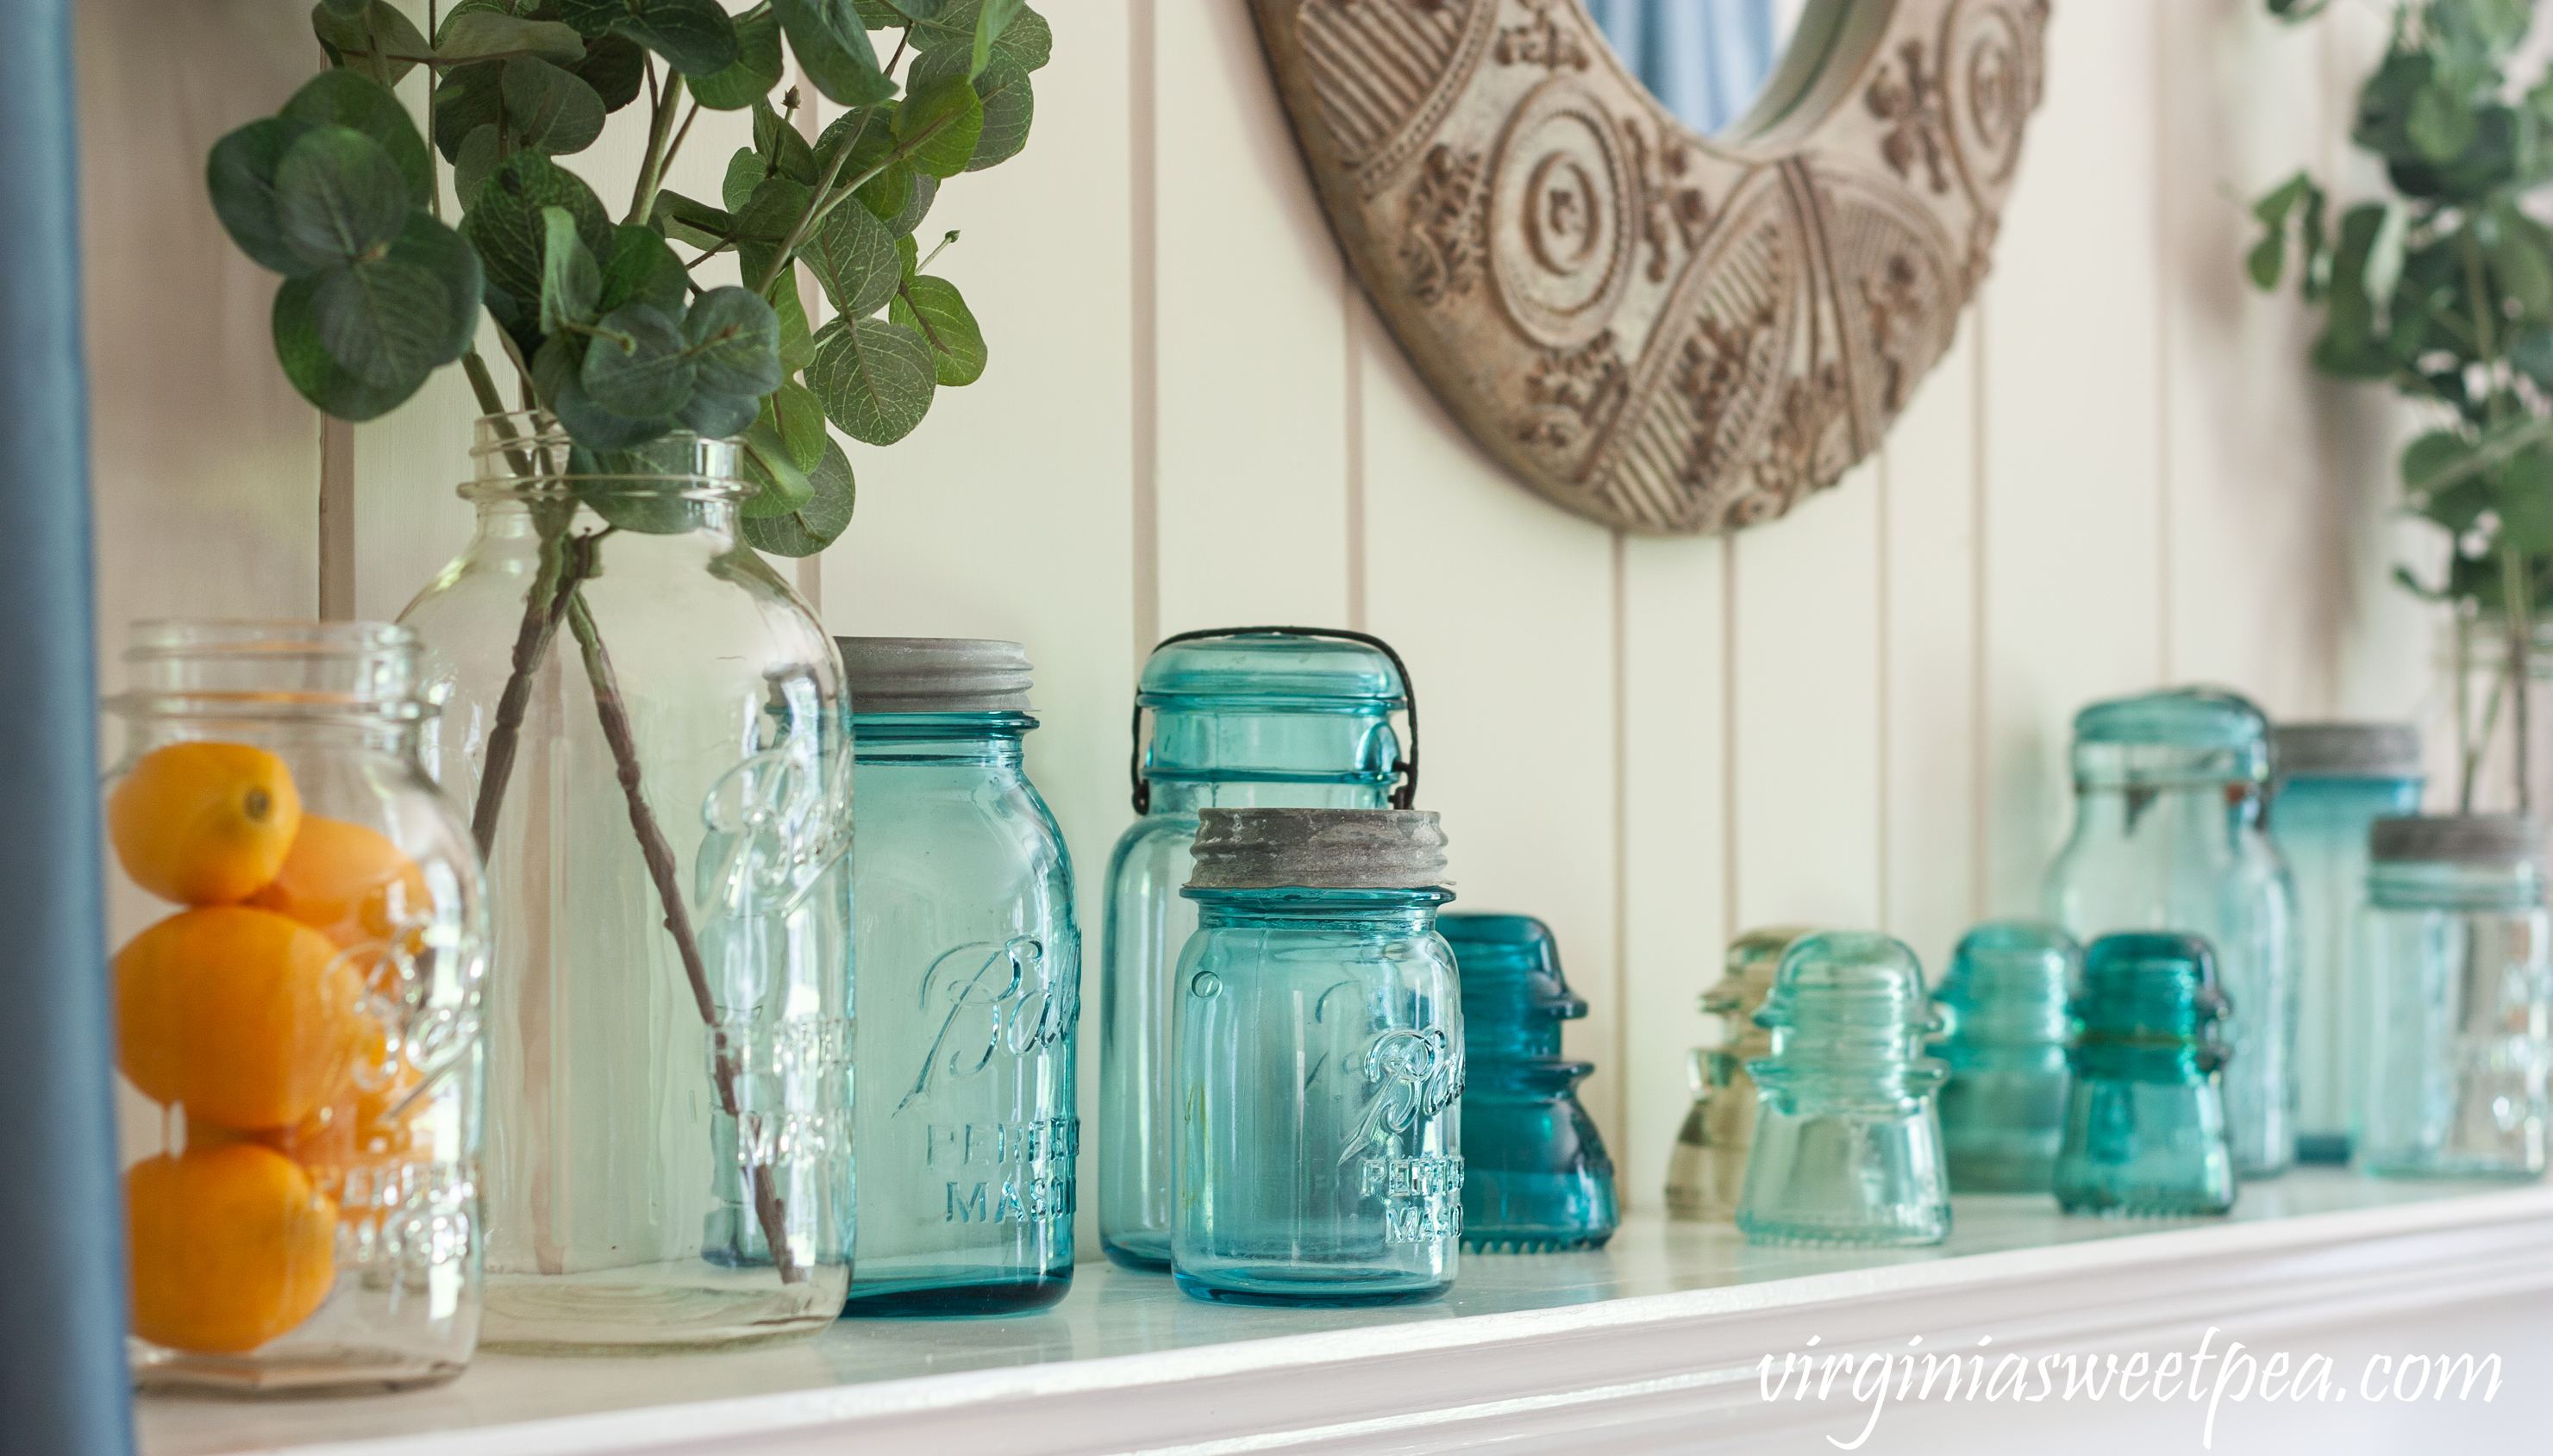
top-left (1935, 921), bottom-right (2079, 1193)
top-left (2358, 815), bottom-right (2552, 1180)
top-left (2268, 724), bottom-right (2424, 1164)
top-left (839, 640), bottom-right (1078, 1316)
top-left (1736, 933), bottom-right (1951, 1247)
top-left (2054, 932), bottom-right (2237, 1217)
top-left (2043, 687), bottom-right (2297, 1179)
top-left (1440, 913), bottom-right (1618, 1253)
top-left (1173, 809), bottom-right (1461, 1306)
top-left (1100, 629), bottom-right (1414, 1270)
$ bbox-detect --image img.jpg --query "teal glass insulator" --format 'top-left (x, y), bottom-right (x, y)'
top-left (2357, 815), bottom-right (2552, 1180)
top-left (1439, 914), bottom-right (1618, 1253)
top-left (1099, 629), bottom-right (1414, 1271)
top-left (2043, 687), bottom-right (2297, 1179)
top-left (2054, 932), bottom-right (2237, 1217)
top-left (1935, 921), bottom-right (2079, 1193)
top-left (838, 640), bottom-right (1079, 1317)
top-left (1736, 933), bottom-right (1951, 1247)
top-left (2268, 725), bottom-right (2425, 1165)
top-left (1665, 926), bottom-right (1809, 1222)
top-left (1173, 809), bottom-right (1461, 1307)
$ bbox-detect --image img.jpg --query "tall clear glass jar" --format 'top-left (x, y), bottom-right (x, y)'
top-left (2043, 687), bottom-right (2297, 1179)
top-left (2268, 723), bottom-right (2424, 1163)
top-left (2055, 932), bottom-right (2237, 1217)
top-left (2425, 612), bottom-right (2553, 815)
top-left (398, 416), bottom-right (852, 1349)
top-left (836, 639), bottom-right (1078, 1315)
top-left (1440, 913), bottom-right (1617, 1253)
top-left (1173, 809), bottom-right (1461, 1306)
top-left (2358, 815), bottom-right (2552, 1180)
top-left (105, 622), bottom-right (487, 1393)
top-left (1100, 629), bottom-right (1413, 1270)
top-left (1664, 925), bottom-right (1808, 1222)
top-left (1934, 921), bottom-right (2078, 1193)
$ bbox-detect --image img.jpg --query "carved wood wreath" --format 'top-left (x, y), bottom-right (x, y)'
top-left (1248, 0), bottom-right (2049, 534)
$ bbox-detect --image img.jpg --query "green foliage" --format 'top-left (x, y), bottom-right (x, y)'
top-left (2251, 0), bottom-right (2553, 613)
top-left (206, 0), bottom-right (1048, 554)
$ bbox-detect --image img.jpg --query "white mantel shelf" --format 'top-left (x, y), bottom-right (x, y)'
top-left (141, 1173), bottom-right (2553, 1456)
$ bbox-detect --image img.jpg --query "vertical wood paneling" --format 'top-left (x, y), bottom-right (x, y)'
top-left (1979, 1), bottom-right (2167, 916)
top-left (1356, 310), bottom-right (1626, 1148)
top-left (1880, 333), bottom-right (1980, 974)
top-left (1150, 0), bottom-right (1350, 631)
top-left (1618, 536), bottom-right (1727, 1210)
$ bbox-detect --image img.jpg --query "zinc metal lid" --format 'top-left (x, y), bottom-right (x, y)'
top-left (837, 637), bottom-right (1032, 714)
top-left (2370, 814), bottom-right (2546, 866)
top-left (1186, 807), bottom-right (1448, 890)
top-left (2273, 722), bottom-right (2422, 779)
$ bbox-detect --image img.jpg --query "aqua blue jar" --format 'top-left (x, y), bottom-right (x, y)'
top-left (838, 640), bottom-right (1078, 1316)
top-left (2268, 724), bottom-right (2425, 1164)
top-left (1736, 933), bottom-right (1950, 1247)
top-left (2056, 932), bottom-right (2236, 1216)
top-left (2357, 815), bottom-right (2551, 1180)
top-left (1173, 809), bottom-right (1460, 1306)
top-left (2043, 687), bottom-right (2297, 1179)
top-left (1935, 921), bottom-right (2079, 1193)
top-left (1100, 629), bottom-right (1414, 1270)
top-left (1440, 914), bottom-right (1618, 1253)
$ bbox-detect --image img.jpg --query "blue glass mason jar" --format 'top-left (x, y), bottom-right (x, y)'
top-left (2358, 815), bottom-right (2552, 1180)
top-left (1173, 809), bottom-right (1460, 1306)
top-left (1440, 914), bottom-right (1617, 1253)
top-left (1100, 629), bottom-right (1414, 1270)
top-left (2268, 724), bottom-right (2424, 1164)
top-left (838, 640), bottom-right (1078, 1315)
top-left (2055, 932), bottom-right (2237, 1217)
top-left (1665, 926), bottom-right (1809, 1222)
top-left (1935, 921), bottom-right (2078, 1193)
top-left (2043, 688), bottom-right (2297, 1179)
top-left (1736, 933), bottom-right (1951, 1247)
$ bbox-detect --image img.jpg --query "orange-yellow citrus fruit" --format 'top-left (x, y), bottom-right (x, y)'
top-left (248, 814), bottom-right (431, 949)
top-left (108, 742), bottom-right (302, 905)
top-left (115, 906), bottom-right (365, 1129)
top-left (127, 1145), bottom-right (335, 1354)
top-left (193, 1023), bottom-right (426, 1201)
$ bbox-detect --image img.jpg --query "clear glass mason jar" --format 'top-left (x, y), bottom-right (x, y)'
top-left (2357, 815), bottom-right (2552, 1180)
top-left (2425, 612), bottom-right (2553, 816)
top-left (2055, 932), bottom-right (2237, 1217)
top-left (1934, 921), bottom-right (2078, 1193)
top-left (836, 639), bottom-right (1078, 1316)
top-left (1173, 809), bottom-right (1461, 1306)
top-left (2267, 724), bottom-right (2424, 1163)
top-left (398, 416), bottom-right (852, 1349)
top-left (1100, 629), bottom-right (1413, 1271)
top-left (1736, 933), bottom-right (1950, 1247)
top-left (2043, 687), bottom-right (2297, 1179)
top-left (1664, 925), bottom-right (1808, 1222)
top-left (1440, 913), bottom-right (1617, 1253)
top-left (105, 622), bottom-right (487, 1393)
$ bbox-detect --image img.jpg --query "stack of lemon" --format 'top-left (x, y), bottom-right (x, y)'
top-left (108, 741), bottom-right (429, 1356)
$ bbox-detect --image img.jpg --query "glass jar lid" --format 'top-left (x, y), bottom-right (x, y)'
top-left (1186, 807), bottom-right (1447, 890)
top-left (2071, 686), bottom-right (2269, 784)
top-left (1140, 630), bottom-right (1405, 707)
top-left (838, 637), bottom-right (1031, 714)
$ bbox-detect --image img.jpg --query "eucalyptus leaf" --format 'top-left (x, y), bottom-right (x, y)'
top-left (2494, 447), bottom-right (2553, 555)
top-left (768, 272), bottom-right (817, 372)
top-left (653, 189), bottom-right (735, 250)
top-left (678, 387), bottom-right (760, 439)
top-left (273, 274), bottom-right (412, 419)
top-left (502, 56), bottom-right (607, 155)
top-left (2512, 328), bottom-right (2553, 391)
top-left (539, 206), bottom-right (602, 334)
top-left (318, 0), bottom-right (371, 16)
top-left (432, 62), bottom-right (504, 162)
top-left (972, 0), bottom-right (1025, 79)
top-left (437, 12), bottom-right (587, 64)
top-left (767, 378), bottom-right (829, 470)
top-left (207, 116), bottom-right (320, 276)
top-left (581, 302), bottom-right (696, 418)
top-left (907, 1), bottom-right (1049, 72)
top-left (311, 3), bottom-right (430, 87)
top-left (805, 315), bottom-right (935, 444)
top-left (691, 5), bottom-right (784, 110)
top-left (804, 196), bottom-right (899, 319)
top-left (908, 47), bottom-right (1031, 172)
top-left (574, 33), bottom-right (650, 112)
top-left (893, 75), bottom-right (986, 180)
top-left (454, 125), bottom-right (503, 203)
top-left (563, 0), bottom-right (739, 77)
top-left (2409, 84), bottom-right (2481, 163)
top-left (311, 212), bottom-right (482, 391)
top-left (741, 434), bottom-right (855, 555)
top-left (461, 151), bottom-right (614, 341)
top-left (733, 174), bottom-right (815, 291)
top-left (774, 0), bottom-right (898, 107)
top-left (891, 274), bottom-right (986, 385)
top-left (723, 147), bottom-right (767, 214)
top-left (885, 171), bottom-right (939, 238)
top-left (683, 287), bottom-right (784, 396)
top-left (281, 69), bottom-right (432, 209)
top-left (739, 413), bottom-right (815, 519)
top-left (598, 224), bottom-right (688, 315)
top-left (753, 97), bottom-right (820, 185)
top-left (2404, 429), bottom-right (2475, 495)
top-left (275, 126), bottom-right (410, 270)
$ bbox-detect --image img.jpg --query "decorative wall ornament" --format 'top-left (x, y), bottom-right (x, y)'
top-left (1250, 0), bottom-right (2049, 534)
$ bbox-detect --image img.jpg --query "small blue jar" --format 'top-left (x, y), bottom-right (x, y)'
top-left (2268, 723), bottom-right (2424, 1164)
top-left (1173, 809), bottom-right (1461, 1306)
top-left (1099, 629), bottom-right (1414, 1270)
top-left (838, 639), bottom-right (1079, 1316)
top-left (1440, 913), bottom-right (1618, 1253)
top-left (1935, 921), bottom-right (2079, 1193)
top-left (2054, 932), bottom-right (2237, 1218)
top-left (2357, 815), bottom-right (2552, 1180)
top-left (1736, 933), bottom-right (1951, 1247)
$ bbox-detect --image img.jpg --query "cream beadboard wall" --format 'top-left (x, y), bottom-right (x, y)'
top-left (81, 0), bottom-right (2431, 1221)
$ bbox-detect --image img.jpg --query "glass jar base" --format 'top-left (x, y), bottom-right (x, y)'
top-left (132, 1345), bottom-right (467, 1398)
top-left (1099, 1234), bottom-right (1173, 1272)
top-left (2056, 1196), bottom-right (2235, 1218)
top-left (481, 1265), bottom-right (848, 1352)
top-left (2356, 1159), bottom-right (2547, 1181)
top-left (1461, 1232), bottom-right (1614, 1254)
top-left (1736, 1223), bottom-right (1949, 1248)
top-left (1171, 1267), bottom-right (1449, 1308)
top-left (839, 1272), bottom-right (1072, 1317)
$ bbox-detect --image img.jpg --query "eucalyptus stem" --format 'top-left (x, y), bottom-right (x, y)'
top-left (2506, 547), bottom-right (2535, 812)
top-left (628, 68), bottom-right (688, 224)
